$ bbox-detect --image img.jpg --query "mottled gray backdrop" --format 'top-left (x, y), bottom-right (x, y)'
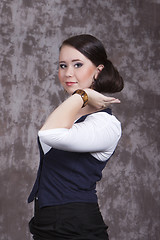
top-left (0, 0), bottom-right (160, 239)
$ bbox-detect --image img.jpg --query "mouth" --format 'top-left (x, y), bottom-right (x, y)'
top-left (65, 82), bottom-right (77, 86)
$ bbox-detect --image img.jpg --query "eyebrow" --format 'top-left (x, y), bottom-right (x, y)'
top-left (59, 59), bottom-right (83, 63)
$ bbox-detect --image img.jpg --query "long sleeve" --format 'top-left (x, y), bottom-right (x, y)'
top-left (38, 112), bottom-right (122, 161)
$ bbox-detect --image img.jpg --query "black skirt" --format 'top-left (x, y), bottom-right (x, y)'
top-left (29, 199), bottom-right (109, 240)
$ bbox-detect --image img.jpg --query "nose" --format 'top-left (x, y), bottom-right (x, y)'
top-left (65, 65), bottom-right (74, 77)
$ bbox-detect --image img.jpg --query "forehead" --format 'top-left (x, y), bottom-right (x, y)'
top-left (59, 45), bottom-right (88, 62)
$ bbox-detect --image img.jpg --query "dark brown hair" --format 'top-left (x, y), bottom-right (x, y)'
top-left (61, 34), bottom-right (124, 93)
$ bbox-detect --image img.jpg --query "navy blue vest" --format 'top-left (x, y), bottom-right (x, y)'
top-left (28, 108), bottom-right (112, 208)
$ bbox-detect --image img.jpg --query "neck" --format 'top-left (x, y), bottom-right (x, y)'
top-left (75, 105), bottom-right (98, 120)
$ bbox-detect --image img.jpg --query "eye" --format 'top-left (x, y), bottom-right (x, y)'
top-left (59, 63), bottom-right (67, 69)
top-left (74, 62), bottom-right (83, 68)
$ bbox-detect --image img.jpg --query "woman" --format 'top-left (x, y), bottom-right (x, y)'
top-left (28, 34), bottom-right (124, 240)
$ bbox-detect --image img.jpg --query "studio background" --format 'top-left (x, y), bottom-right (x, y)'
top-left (0, 0), bottom-right (160, 239)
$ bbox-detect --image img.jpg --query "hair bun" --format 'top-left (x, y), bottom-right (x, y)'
top-left (94, 60), bottom-right (124, 93)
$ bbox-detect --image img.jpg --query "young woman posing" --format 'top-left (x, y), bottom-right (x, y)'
top-left (28, 34), bottom-right (124, 240)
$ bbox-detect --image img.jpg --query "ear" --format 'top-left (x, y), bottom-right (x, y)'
top-left (94, 64), bottom-right (104, 79)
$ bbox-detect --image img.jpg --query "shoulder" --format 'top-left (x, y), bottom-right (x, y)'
top-left (85, 109), bottom-right (121, 126)
top-left (84, 110), bottom-right (122, 136)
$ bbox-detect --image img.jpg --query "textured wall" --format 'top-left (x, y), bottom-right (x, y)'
top-left (0, 0), bottom-right (160, 239)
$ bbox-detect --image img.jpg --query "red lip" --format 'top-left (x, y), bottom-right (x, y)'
top-left (66, 82), bottom-right (77, 86)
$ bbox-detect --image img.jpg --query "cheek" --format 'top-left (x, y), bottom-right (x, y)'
top-left (80, 68), bottom-right (95, 81)
top-left (77, 71), bottom-right (94, 88)
top-left (58, 71), bottom-right (63, 83)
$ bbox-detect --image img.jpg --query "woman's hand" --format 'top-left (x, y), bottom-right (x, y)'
top-left (84, 88), bottom-right (120, 110)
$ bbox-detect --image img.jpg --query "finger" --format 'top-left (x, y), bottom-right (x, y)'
top-left (104, 98), bottom-right (121, 103)
top-left (104, 97), bottom-right (116, 101)
top-left (110, 99), bottom-right (121, 103)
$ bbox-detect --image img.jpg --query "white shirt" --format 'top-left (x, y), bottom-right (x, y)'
top-left (38, 111), bottom-right (122, 161)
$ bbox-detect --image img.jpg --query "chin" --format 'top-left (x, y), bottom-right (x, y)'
top-left (65, 87), bottom-right (78, 95)
top-left (64, 88), bottom-right (74, 95)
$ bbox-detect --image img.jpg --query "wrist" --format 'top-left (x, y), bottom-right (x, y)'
top-left (83, 88), bottom-right (94, 104)
top-left (72, 89), bottom-right (88, 108)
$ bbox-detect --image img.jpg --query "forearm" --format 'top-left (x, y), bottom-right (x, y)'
top-left (40, 88), bottom-right (120, 131)
top-left (40, 94), bottom-right (83, 131)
